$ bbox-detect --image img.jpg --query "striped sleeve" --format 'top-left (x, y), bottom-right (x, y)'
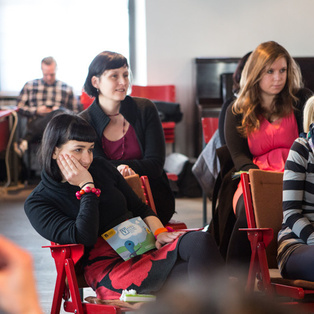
top-left (282, 138), bottom-right (314, 245)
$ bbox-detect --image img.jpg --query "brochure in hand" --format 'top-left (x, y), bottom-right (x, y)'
top-left (101, 216), bottom-right (156, 261)
top-left (120, 289), bottom-right (156, 303)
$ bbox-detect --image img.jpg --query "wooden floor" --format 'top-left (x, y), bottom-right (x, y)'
top-left (0, 183), bottom-right (211, 313)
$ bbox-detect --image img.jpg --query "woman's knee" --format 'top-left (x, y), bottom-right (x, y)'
top-left (283, 245), bottom-right (314, 281)
top-left (179, 231), bottom-right (222, 261)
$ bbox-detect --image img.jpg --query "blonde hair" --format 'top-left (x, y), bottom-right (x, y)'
top-left (303, 96), bottom-right (314, 133)
top-left (233, 41), bottom-right (303, 137)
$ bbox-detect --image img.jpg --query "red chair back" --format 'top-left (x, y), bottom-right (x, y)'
top-left (239, 169), bottom-right (314, 309)
top-left (131, 85), bottom-right (176, 102)
top-left (240, 172), bottom-right (256, 229)
top-left (201, 117), bottom-right (219, 144)
top-left (131, 85), bottom-right (177, 153)
top-left (161, 121), bottom-right (175, 144)
top-left (81, 85), bottom-right (176, 110)
top-left (80, 90), bottom-right (94, 109)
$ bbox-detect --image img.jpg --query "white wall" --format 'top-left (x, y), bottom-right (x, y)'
top-left (135, 0), bottom-right (314, 157)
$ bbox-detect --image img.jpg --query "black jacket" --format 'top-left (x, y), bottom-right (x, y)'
top-left (79, 96), bottom-right (175, 225)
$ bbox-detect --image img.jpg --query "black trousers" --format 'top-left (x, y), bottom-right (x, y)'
top-left (226, 195), bottom-right (251, 276)
top-left (167, 231), bottom-right (225, 282)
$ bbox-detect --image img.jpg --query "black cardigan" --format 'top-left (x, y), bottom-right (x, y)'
top-left (79, 96), bottom-right (175, 225)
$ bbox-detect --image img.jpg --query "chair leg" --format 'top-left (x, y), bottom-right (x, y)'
top-left (64, 258), bottom-right (85, 314)
top-left (257, 242), bottom-right (273, 295)
top-left (246, 230), bottom-right (274, 295)
top-left (246, 231), bottom-right (260, 292)
top-left (50, 249), bottom-right (68, 314)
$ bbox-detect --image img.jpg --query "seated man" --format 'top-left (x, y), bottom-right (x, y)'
top-left (14, 56), bottom-right (78, 156)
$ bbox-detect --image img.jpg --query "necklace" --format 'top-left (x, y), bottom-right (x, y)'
top-left (107, 112), bottom-right (120, 117)
top-left (103, 116), bottom-right (126, 160)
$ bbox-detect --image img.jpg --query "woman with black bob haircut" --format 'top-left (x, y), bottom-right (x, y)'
top-left (39, 113), bottom-right (97, 182)
top-left (80, 51), bottom-right (175, 225)
top-left (84, 51), bottom-right (129, 98)
top-left (24, 112), bottom-right (224, 301)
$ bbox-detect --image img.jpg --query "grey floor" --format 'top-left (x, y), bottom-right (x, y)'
top-left (0, 183), bottom-right (211, 313)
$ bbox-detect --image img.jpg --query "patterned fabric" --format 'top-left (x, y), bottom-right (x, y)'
top-left (84, 236), bottom-right (181, 300)
top-left (277, 136), bottom-right (314, 273)
top-left (17, 78), bottom-right (78, 115)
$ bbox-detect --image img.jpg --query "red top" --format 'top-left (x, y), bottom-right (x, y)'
top-left (233, 112), bottom-right (298, 212)
top-left (102, 124), bottom-right (142, 160)
top-left (248, 112), bottom-right (298, 172)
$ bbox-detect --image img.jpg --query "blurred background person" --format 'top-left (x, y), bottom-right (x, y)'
top-left (14, 56), bottom-right (78, 158)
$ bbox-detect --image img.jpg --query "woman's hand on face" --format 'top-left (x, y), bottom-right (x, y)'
top-left (117, 164), bottom-right (136, 177)
top-left (155, 231), bottom-right (185, 249)
top-left (57, 154), bottom-right (93, 187)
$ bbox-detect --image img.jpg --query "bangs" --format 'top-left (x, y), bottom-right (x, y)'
top-left (67, 119), bottom-right (97, 143)
top-left (104, 54), bottom-right (128, 72)
top-left (108, 57), bottom-right (128, 70)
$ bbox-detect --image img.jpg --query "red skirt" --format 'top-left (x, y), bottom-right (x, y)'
top-left (84, 236), bottom-right (180, 299)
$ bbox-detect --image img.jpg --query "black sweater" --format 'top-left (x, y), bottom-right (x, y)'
top-left (24, 157), bottom-right (156, 246)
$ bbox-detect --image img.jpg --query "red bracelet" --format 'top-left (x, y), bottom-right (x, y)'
top-left (154, 226), bottom-right (174, 239)
top-left (76, 186), bottom-right (101, 200)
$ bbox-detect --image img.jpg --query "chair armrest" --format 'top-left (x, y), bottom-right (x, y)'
top-left (239, 228), bottom-right (273, 248)
top-left (239, 227), bottom-right (273, 232)
top-left (42, 243), bottom-right (85, 265)
top-left (42, 243), bottom-right (84, 249)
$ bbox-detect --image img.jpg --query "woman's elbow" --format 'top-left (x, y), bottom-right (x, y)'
top-left (76, 232), bottom-right (98, 246)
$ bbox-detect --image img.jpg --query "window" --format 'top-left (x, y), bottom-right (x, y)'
top-left (0, 0), bottom-right (129, 94)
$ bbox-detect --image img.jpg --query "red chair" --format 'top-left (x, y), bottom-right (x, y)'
top-left (240, 169), bottom-right (314, 311)
top-left (131, 85), bottom-right (176, 102)
top-left (161, 121), bottom-right (176, 152)
top-left (131, 85), bottom-right (176, 147)
top-left (81, 84), bottom-right (176, 110)
top-left (0, 109), bottom-right (18, 187)
top-left (131, 85), bottom-right (179, 181)
top-left (43, 242), bottom-right (127, 313)
top-left (80, 90), bottom-right (94, 110)
top-left (201, 117), bottom-right (219, 145)
top-left (140, 175), bottom-right (187, 230)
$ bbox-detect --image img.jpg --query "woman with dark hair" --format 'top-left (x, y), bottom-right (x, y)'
top-left (80, 51), bottom-right (175, 225)
top-left (224, 41), bottom-right (313, 273)
top-left (24, 113), bottom-right (224, 300)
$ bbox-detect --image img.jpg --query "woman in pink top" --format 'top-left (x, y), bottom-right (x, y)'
top-left (224, 41), bottom-right (313, 275)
